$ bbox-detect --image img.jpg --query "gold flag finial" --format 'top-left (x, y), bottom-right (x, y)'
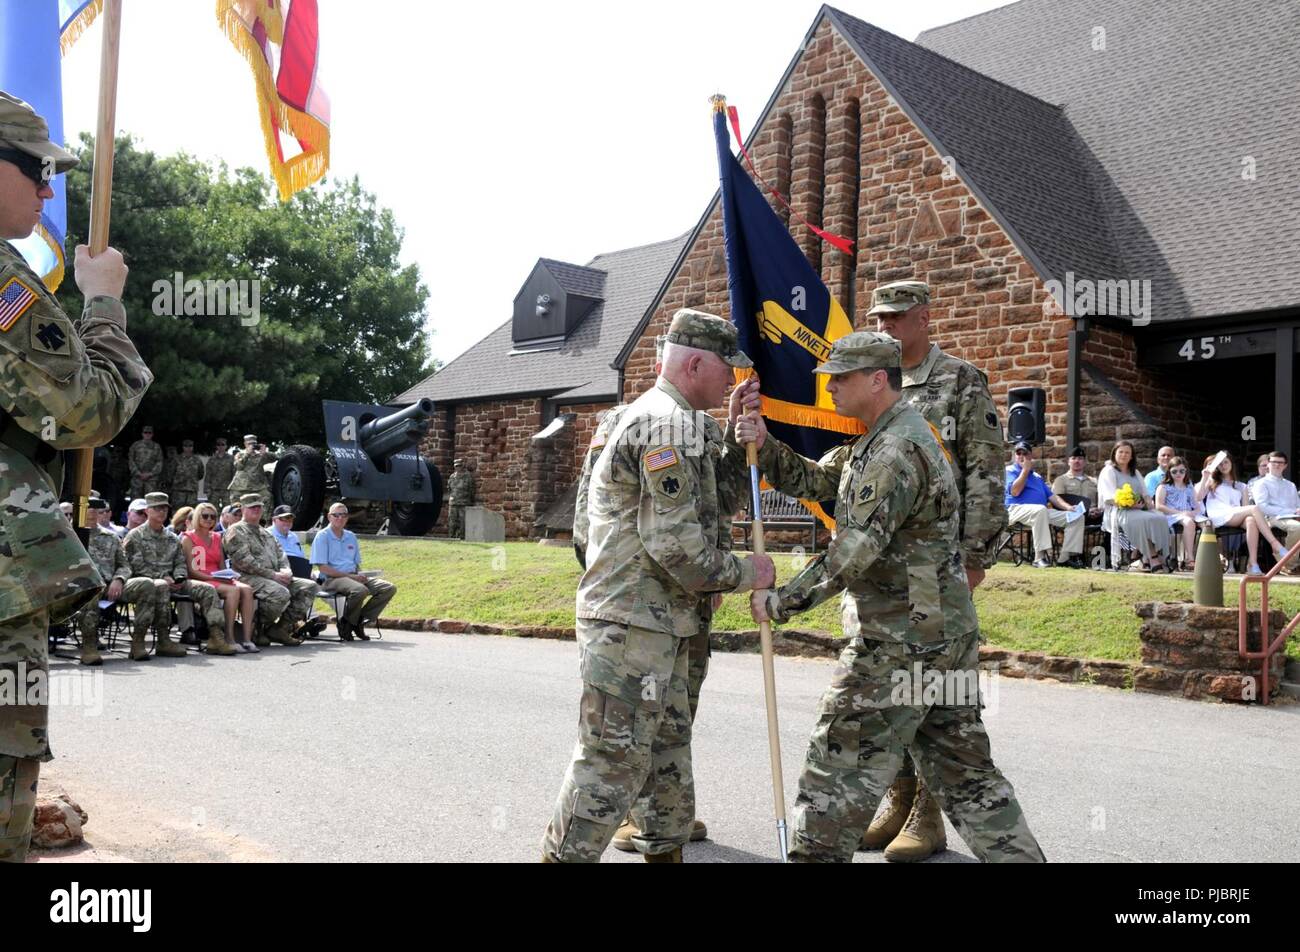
top-left (710, 94), bottom-right (727, 113)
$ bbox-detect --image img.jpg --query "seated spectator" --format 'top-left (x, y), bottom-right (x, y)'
top-left (1144, 445), bottom-right (1175, 498)
top-left (182, 502), bottom-right (259, 652)
top-left (311, 503), bottom-right (398, 641)
top-left (1005, 442), bottom-right (1086, 568)
top-left (1154, 456), bottom-right (1201, 569)
top-left (1194, 452), bottom-right (1284, 574)
top-left (217, 504), bottom-right (241, 534)
top-left (269, 505), bottom-right (306, 558)
top-left (170, 505), bottom-right (194, 536)
top-left (1248, 450), bottom-right (1300, 574)
top-left (89, 496), bottom-right (125, 538)
top-left (1051, 446), bottom-right (1102, 523)
top-left (1099, 441), bottom-right (1173, 572)
top-left (75, 498), bottom-right (163, 665)
top-left (223, 493), bottom-right (320, 646)
top-left (1247, 452), bottom-right (1270, 494)
top-left (124, 497), bottom-right (149, 534)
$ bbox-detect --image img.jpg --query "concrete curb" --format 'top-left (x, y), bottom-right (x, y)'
top-left (367, 615), bottom-right (1138, 689)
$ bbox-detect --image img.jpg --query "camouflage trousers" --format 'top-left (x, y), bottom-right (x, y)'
top-left (169, 579), bottom-right (227, 635)
top-left (542, 619), bottom-right (694, 861)
top-left (243, 575), bottom-right (317, 633)
top-left (170, 490), bottom-right (199, 511)
top-left (0, 755), bottom-right (40, 863)
top-left (789, 628), bottom-right (1044, 863)
top-left (449, 505), bottom-right (466, 539)
top-left (77, 577), bottom-right (167, 645)
top-left (206, 489), bottom-right (230, 509)
top-left (129, 475), bottom-right (159, 499)
top-left (0, 609), bottom-right (49, 863)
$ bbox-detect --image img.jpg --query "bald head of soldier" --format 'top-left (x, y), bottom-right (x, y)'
top-left (868, 281), bottom-right (932, 367)
top-left (816, 332), bottom-right (903, 429)
top-left (0, 92), bottom-right (76, 240)
top-left (659, 309), bottom-right (752, 411)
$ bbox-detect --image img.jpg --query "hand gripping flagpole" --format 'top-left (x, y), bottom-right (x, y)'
top-left (73, 0), bottom-right (123, 539)
top-left (746, 437), bottom-right (789, 862)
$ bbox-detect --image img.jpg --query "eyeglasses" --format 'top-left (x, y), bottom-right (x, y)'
top-left (0, 148), bottom-right (52, 188)
top-left (1171, 468), bottom-right (1187, 474)
top-left (1269, 459), bottom-right (1287, 465)
top-left (329, 512), bottom-right (348, 518)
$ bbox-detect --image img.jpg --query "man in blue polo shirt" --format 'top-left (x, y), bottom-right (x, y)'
top-left (309, 502), bottom-right (397, 641)
top-left (1006, 442), bottom-right (1086, 568)
top-left (270, 505), bottom-right (307, 558)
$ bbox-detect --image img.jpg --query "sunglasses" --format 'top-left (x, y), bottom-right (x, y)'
top-left (199, 513), bottom-right (217, 520)
top-left (0, 148), bottom-right (52, 188)
top-left (1171, 468), bottom-right (1187, 474)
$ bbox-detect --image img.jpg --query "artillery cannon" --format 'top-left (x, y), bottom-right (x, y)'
top-left (271, 398), bottom-right (444, 535)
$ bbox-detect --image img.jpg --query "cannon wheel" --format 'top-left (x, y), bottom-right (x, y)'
top-left (388, 458), bottom-right (443, 536)
top-left (274, 445), bottom-right (327, 530)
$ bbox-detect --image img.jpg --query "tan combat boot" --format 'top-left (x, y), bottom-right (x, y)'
top-left (129, 628), bottom-right (151, 661)
top-left (643, 847), bottom-right (683, 863)
top-left (883, 781), bottom-right (946, 862)
top-left (154, 627), bottom-right (189, 658)
top-left (267, 621), bottom-right (303, 647)
top-left (204, 629), bottom-right (239, 657)
top-left (79, 631), bottom-right (103, 666)
top-left (859, 776), bottom-right (916, 850)
top-left (613, 818), bottom-right (708, 852)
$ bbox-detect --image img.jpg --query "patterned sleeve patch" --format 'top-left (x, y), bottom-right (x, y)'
top-left (644, 446), bottom-right (679, 472)
top-left (0, 276), bottom-right (38, 331)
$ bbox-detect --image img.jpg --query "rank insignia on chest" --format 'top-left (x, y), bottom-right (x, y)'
top-left (644, 446), bottom-right (679, 472)
top-left (0, 276), bottom-right (37, 331)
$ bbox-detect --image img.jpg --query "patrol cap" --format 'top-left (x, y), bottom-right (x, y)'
top-left (812, 331), bottom-right (901, 376)
top-left (87, 497), bottom-right (109, 511)
top-left (1014, 441), bottom-right (1033, 453)
top-left (1069, 446), bottom-right (1086, 458)
top-left (664, 309), bottom-right (753, 369)
top-left (182, 439), bottom-right (194, 448)
top-left (454, 458), bottom-right (465, 467)
top-left (272, 505), bottom-right (293, 519)
top-left (240, 493), bottom-right (264, 508)
top-left (866, 280), bottom-right (930, 317)
top-left (243, 434), bottom-right (258, 444)
top-left (142, 425), bottom-right (154, 434)
top-left (128, 497), bottom-right (148, 512)
top-left (144, 492), bottom-right (170, 508)
top-left (0, 92), bottom-right (78, 175)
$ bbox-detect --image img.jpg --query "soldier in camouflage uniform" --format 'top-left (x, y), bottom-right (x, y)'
top-left (542, 310), bottom-right (775, 863)
top-left (124, 493), bottom-right (238, 657)
top-left (0, 91), bottom-right (153, 863)
top-left (739, 332), bottom-right (1042, 863)
top-left (160, 444), bottom-right (178, 495)
top-left (169, 438), bottom-right (204, 509)
top-left (447, 459), bottom-right (475, 539)
top-left (74, 498), bottom-right (167, 664)
top-left (128, 424), bottom-right (163, 498)
top-left (864, 280), bottom-right (1009, 859)
top-left (228, 434), bottom-right (274, 514)
top-left (223, 493), bottom-right (317, 646)
top-left (204, 436), bottom-right (235, 509)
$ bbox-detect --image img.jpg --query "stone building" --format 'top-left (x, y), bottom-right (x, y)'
top-left (398, 0), bottom-right (1299, 538)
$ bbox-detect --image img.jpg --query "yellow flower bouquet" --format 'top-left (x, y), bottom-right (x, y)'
top-left (1114, 483), bottom-right (1138, 509)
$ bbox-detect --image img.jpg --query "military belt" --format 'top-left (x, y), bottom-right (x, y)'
top-left (0, 407), bottom-right (58, 466)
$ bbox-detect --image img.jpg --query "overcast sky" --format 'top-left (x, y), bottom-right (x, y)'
top-left (60, 0), bottom-right (1017, 372)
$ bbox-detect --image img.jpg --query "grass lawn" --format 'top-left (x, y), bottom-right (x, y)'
top-left (365, 538), bottom-right (1300, 663)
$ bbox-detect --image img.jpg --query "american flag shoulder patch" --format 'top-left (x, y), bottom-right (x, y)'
top-left (0, 276), bottom-right (38, 332)
top-left (644, 446), bottom-right (679, 472)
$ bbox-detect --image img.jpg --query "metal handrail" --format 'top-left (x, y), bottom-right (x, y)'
top-left (1237, 544), bottom-right (1299, 705)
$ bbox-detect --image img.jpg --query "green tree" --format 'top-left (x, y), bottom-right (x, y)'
top-left (57, 135), bottom-right (434, 448)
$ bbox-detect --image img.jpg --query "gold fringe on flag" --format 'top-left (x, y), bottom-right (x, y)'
top-left (59, 0), bottom-right (104, 56)
top-left (33, 223), bottom-right (65, 293)
top-left (215, 0), bottom-right (329, 201)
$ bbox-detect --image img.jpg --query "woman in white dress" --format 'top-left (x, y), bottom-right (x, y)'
top-left (1195, 452), bottom-right (1284, 574)
top-left (1098, 441), bottom-right (1172, 571)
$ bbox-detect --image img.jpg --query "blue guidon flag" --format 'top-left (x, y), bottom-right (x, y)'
top-left (712, 96), bottom-right (863, 524)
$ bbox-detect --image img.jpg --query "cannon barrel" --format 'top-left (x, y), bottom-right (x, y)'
top-left (359, 398), bottom-right (434, 466)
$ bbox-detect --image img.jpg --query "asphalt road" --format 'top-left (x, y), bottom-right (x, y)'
top-left (39, 629), bottom-right (1300, 863)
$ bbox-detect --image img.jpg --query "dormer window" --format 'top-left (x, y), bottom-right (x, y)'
top-left (512, 259), bottom-right (606, 344)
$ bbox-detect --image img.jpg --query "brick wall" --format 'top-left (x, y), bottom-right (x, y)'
top-left (625, 20), bottom-right (1074, 462)
top-left (559, 401), bottom-right (616, 477)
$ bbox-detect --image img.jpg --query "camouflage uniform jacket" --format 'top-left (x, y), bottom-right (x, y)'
top-left (223, 520), bottom-right (290, 578)
top-left (228, 447), bottom-right (273, 493)
top-left (754, 399), bottom-right (978, 645)
top-left (0, 240), bottom-right (152, 623)
top-left (577, 378), bottom-right (756, 637)
top-left (204, 451), bottom-right (234, 492)
top-left (448, 471), bottom-right (475, 506)
top-left (172, 453), bottom-right (204, 491)
top-left (87, 526), bottom-right (131, 585)
top-left (901, 343), bottom-right (1007, 570)
top-left (124, 524), bottom-right (187, 581)
top-left (128, 438), bottom-right (163, 482)
top-left (573, 404), bottom-right (629, 557)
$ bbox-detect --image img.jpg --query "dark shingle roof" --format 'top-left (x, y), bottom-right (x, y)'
top-left (826, 7), bottom-right (1126, 294)
top-left (538, 259), bottom-right (607, 299)
top-left (394, 235), bottom-right (687, 405)
top-left (914, 0), bottom-right (1300, 323)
